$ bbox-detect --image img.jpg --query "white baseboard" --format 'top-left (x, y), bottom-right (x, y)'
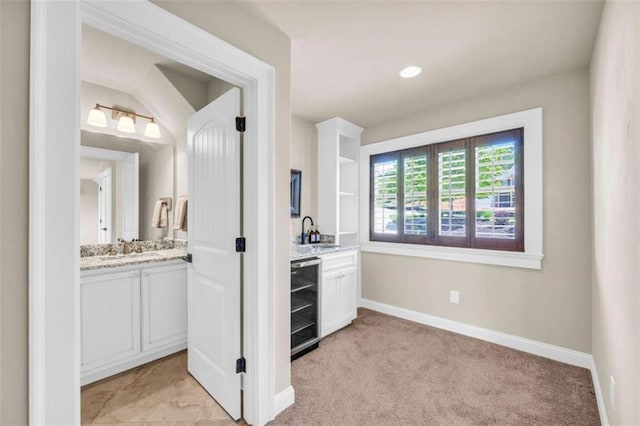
top-left (359, 298), bottom-right (592, 368)
top-left (273, 385), bottom-right (295, 418)
top-left (590, 358), bottom-right (609, 426)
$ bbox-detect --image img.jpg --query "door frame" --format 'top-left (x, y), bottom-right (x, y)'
top-left (29, 1), bottom-right (276, 425)
top-left (96, 167), bottom-right (113, 244)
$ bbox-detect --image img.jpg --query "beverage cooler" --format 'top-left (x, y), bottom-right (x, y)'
top-left (290, 257), bottom-right (320, 359)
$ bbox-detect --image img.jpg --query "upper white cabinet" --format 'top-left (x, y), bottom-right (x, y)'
top-left (316, 117), bottom-right (363, 246)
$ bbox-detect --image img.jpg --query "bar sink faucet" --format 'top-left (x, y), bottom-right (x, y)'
top-left (301, 216), bottom-right (314, 245)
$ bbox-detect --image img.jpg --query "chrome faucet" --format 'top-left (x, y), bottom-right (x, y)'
top-left (301, 216), bottom-right (314, 245)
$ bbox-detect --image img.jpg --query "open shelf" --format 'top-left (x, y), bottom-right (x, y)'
top-left (317, 117), bottom-right (363, 246)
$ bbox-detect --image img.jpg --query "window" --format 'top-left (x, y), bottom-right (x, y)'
top-left (370, 128), bottom-right (524, 252)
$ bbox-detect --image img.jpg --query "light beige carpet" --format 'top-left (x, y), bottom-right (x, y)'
top-left (273, 308), bottom-right (599, 426)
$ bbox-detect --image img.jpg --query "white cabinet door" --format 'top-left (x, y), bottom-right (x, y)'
top-left (320, 270), bottom-right (341, 338)
top-left (338, 268), bottom-right (358, 324)
top-left (141, 263), bottom-right (188, 352)
top-left (81, 270), bottom-right (141, 371)
top-left (320, 249), bottom-right (359, 338)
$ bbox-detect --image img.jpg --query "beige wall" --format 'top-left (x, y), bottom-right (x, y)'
top-left (0, 0), bottom-right (29, 424)
top-left (152, 1), bottom-right (293, 395)
top-left (290, 115), bottom-right (318, 239)
top-left (362, 69), bottom-right (592, 353)
top-left (590, 1), bottom-right (640, 424)
top-left (0, 1), bottom-right (291, 422)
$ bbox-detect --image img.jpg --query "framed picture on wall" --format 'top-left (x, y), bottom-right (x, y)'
top-left (291, 169), bottom-right (301, 217)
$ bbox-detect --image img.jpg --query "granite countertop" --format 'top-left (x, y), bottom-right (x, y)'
top-left (290, 244), bottom-right (358, 261)
top-left (81, 248), bottom-right (188, 271)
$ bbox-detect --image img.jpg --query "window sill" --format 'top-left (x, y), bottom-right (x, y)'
top-left (360, 241), bottom-right (543, 270)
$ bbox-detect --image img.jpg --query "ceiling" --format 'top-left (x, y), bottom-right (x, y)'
top-left (82, 25), bottom-right (212, 96)
top-left (243, 0), bottom-right (604, 128)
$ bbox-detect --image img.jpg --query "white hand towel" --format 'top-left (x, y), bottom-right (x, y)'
top-left (151, 200), bottom-right (168, 228)
top-left (173, 196), bottom-right (188, 231)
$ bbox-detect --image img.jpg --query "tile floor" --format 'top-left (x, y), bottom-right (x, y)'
top-left (81, 351), bottom-right (237, 425)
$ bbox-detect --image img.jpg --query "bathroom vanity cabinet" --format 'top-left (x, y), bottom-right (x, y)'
top-left (80, 260), bottom-right (187, 385)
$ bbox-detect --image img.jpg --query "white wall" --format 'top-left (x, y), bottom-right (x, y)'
top-left (590, 1), bottom-right (640, 424)
top-left (361, 69), bottom-right (592, 353)
top-left (290, 115), bottom-right (318, 239)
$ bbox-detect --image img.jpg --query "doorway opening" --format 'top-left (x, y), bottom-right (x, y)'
top-left (78, 24), bottom-right (244, 423)
top-left (29, 2), bottom-right (276, 425)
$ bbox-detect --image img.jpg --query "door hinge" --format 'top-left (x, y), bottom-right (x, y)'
top-left (235, 116), bottom-right (246, 132)
top-left (236, 357), bottom-right (246, 374)
top-left (235, 237), bottom-right (246, 253)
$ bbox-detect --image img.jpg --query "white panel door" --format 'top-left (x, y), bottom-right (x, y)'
top-left (187, 88), bottom-right (242, 420)
top-left (142, 263), bottom-right (188, 352)
top-left (81, 270), bottom-right (141, 370)
top-left (97, 168), bottom-right (113, 244)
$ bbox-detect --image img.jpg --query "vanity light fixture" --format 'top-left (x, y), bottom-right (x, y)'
top-left (399, 65), bottom-right (423, 79)
top-left (144, 119), bottom-right (161, 138)
top-left (87, 105), bottom-right (107, 127)
top-left (117, 115), bottom-right (136, 133)
top-left (86, 103), bottom-right (161, 138)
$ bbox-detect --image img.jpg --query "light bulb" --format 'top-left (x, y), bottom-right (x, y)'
top-left (87, 107), bottom-right (107, 127)
top-left (117, 116), bottom-right (136, 133)
top-left (144, 121), bottom-right (161, 138)
top-left (399, 65), bottom-right (423, 79)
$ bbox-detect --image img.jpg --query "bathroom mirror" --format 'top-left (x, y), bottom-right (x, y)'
top-left (291, 169), bottom-right (302, 218)
top-left (80, 146), bottom-right (139, 244)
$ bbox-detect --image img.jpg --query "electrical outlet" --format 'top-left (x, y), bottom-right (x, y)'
top-left (610, 375), bottom-right (616, 411)
top-left (450, 290), bottom-right (460, 304)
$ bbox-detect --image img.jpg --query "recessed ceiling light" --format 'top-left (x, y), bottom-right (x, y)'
top-left (399, 65), bottom-right (423, 79)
